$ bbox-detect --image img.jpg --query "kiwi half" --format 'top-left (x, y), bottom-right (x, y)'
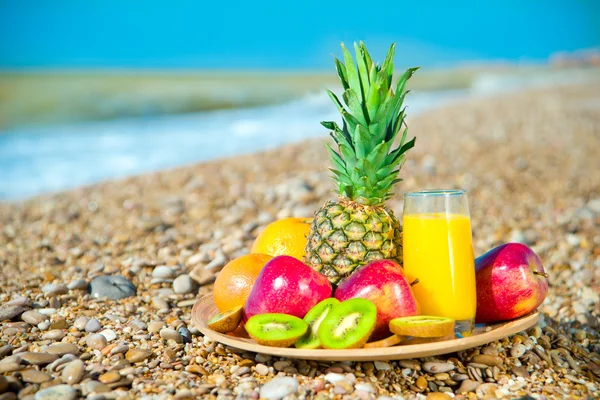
top-left (245, 313), bottom-right (308, 347)
top-left (389, 316), bottom-right (455, 338)
top-left (363, 334), bottom-right (403, 349)
top-left (318, 298), bottom-right (377, 349)
top-left (295, 298), bottom-right (339, 349)
top-left (207, 306), bottom-right (243, 333)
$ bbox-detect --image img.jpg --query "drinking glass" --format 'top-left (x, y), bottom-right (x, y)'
top-left (402, 189), bottom-right (476, 335)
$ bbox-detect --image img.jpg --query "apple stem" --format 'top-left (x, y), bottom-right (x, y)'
top-left (410, 278), bottom-right (420, 287)
top-left (533, 271), bottom-right (549, 279)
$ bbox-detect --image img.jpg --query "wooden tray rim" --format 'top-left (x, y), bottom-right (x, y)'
top-left (191, 294), bottom-right (539, 361)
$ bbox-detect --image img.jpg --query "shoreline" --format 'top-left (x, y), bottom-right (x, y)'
top-left (0, 82), bottom-right (599, 399)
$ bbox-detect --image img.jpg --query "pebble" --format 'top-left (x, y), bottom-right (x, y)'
top-left (148, 321), bottom-right (164, 333)
top-left (41, 284), bottom-right (68, 296)
top-left (99, 371), bottom-right (121, 384)
top-left (423, 362), bottom-right (455, 374)
top-left (0, 376), bottom-right (7, 393)
top-left (47, 343), bottom-right (79, 356)
top-left (178, 327), bottom-right (192, 343)
top-left (173, 274), bottom-right (194, 294)
top-left (511, 343), bottom-right (526, 358)
top-left (99, 329), bottom-right (117, 342)
top-left (110, 344), bottom-right (129, 355)
top-left (67, 279), bottom-right (88, 290)
top-left (151, 297), bottom-right (169, 310)
top-left (61, 359), bottom-right (85, 384)
top-left (471, 354), bottom-right (503, 366)
top-left (255, 363), bottom-right (269, 376)
top-left (73, 316), bottom-right (89, 331)
top-left (89, 275), bottom-right (136, 300)
top-left (324, 373), bottom-right (346, 383)
top-left (42, 329), bottom-right (65, 341)
top-left (152, 266), bottom-right (176, 280)
top-left (374, 361), bottom-right (391, 370)
top-left (475, 383), bottom-right (498, 397)
top-left (259, 377), bottom-right (298, 399)
top-left (85, 319), bottom-right (101, 333)
top-left (20, 369), bottom-right (52, 383)
top-left (19, 352), bottom-right (58, 365)
top-left (160, 328), bottom-right (183, 343)
top-left (185, 365), bottom-right (208, 375)
top-left (34, 384), bottom-right (76, 400)
top-left (416, 376), bottom-right (428, 389)
top-left (21, 310), bottom-right (46, 325)
top-left (0, 305), bottom-right (27, 321)
top-left (86, 334), bottom-right (108, 350)
top-left (125, 349), bottom-right (152, 363)
top-left (128, 319), bottom-right (146, 331)
top-left (355, 383), bottom-right (375, 393)
top-left (456, 379), bottom-right (479, 393)
top-left (85, 381), bottom-right (110, 394)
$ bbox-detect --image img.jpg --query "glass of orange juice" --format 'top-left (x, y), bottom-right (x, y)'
top-left (402, 189), bottom-right (476, 335)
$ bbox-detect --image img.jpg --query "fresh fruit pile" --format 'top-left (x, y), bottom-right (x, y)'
top-left (207, 42), bottom-right (549, 349)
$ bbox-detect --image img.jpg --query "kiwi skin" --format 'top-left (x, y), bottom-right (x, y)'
top-left (295, 298), bottom-right (339, 349)
top-left (363, 334), bottom-right (403, 349)
top-left (318, 298), bottom-right (377, 350)
top-left (208, 306), bottom-right (243, 333)
top-left (246, 313), bottom-right (308, 347)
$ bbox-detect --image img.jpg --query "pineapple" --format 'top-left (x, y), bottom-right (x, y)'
top-left (304, 41), bottom-right (418, 285)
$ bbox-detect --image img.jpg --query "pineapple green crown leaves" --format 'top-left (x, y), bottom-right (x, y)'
top-left (323, 41), bottom-right (419, 206)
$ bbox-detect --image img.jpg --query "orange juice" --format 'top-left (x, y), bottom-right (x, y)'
top-left (402, 213), bottom-right (476, 322)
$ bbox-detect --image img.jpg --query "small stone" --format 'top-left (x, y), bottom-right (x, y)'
top-left (125, 349), bottom-right (152, 363)
top-left (61, 359), bottom-right (85, 384)
top-left (355, 383), bottom-right (375, 393)
top-left (259, 377), bottom-right (298, 399)
top-left (510, 344), bottom-right (526, 358)
top-left (324, 373), bottom-right (345, 383)
top-left (333, 382), bottom-right (353, 395)
top-left (511, 365), bottom-right (530, 378)
top-left (85, 319), bottom-right (101, 333)
top-left (47, 343), bottom-right (79, 356)
top-left (185, 365), bottom-right (208, 375)
top-left (423, 362), bottom-right (455, 374)
top-left (426, 393), bottom-right (452, 400)
top-left (374, 361), bottom-right (391, 370)
top-left (49, 319), bottom-right (68, 330)
top-left (85, 381), bottom-right (110, 394)
top-left (128, 319), bottom-right (146, 331)
top-left (0, 306), bottom-right (27, 321)
top-left (189, 265), bottom-right (216, 286)
top-left (587, 198), bottom-right (600, 213)
top-left (416, 376), bottom-right (428, 390)
top-left (173, 274), bottom-right (194, 294)
top-left (152, 265), bottom-right (176, 279)
top-left (110, 344), bottom-right (129, 355)
top-left (85, 334), bottom-right (108, 350)
top-left (19, 352), bottom-right (58, 365)
top-left (73, 316), bottom-right (89, 331)
top-left (21, 369), bottom-right (52, 383)
top-left (99, 371), bottom-right (121, 384)
top-left (178, 327), bottom-right (192, 343)
top-left (456, 379), bottom-right (479, 394)
top-left (89, 275), bottom-right (136, 300)
top-left (67, 279), bottom-right (88, 291)
top-left (99, 329), bottom-right (116, 342)
top-left (471, 354), bottom-right (503, 367)
top-left (0, 362), bottom-right (21, 373)
top-left (34, 384), bottom-right (76, 400)
top-left (21, 311), bottom-right (46, 325)
top-left (42, 329), bottom-right (65, 341)
top-left (0, 344), bottom-right (12, 358)
top-left (255, 364), bottom-right (269, 376)
top-left (160, 328), bottom-right (183, 343)
top-left (41, 284), bottom-right (68, 296)
top-left (151, 297), bottom-right (169, 310)
top-left (148, 321), bottom-right (164, 333)
top-left (235, 366), bottom-right (251, 376)
top-left (475, 383), bottom-right (498, 397)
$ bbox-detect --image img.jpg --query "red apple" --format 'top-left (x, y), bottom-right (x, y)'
top-left (244, 255), bottom-right (332, 320)
top-left (475, 243), bottom-right (548, 323)
top-left (334, 260), bottom-right (420, 341)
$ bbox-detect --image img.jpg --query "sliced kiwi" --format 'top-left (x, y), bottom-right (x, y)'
top-left (318, 298), bottom-right (377, 349)
top-left (295, 298), bottom-right (339, 349)
top-left (389, 316), bottom-right (455, 338)
top-left (245, 313), bottom-right (308, 347)
top-left (208, 306), bottom-right (243, 333)
top-left (363, 334), bottom-right (403, 349)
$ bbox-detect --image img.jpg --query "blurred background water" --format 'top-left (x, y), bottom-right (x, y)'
top-left (1, 0), bottom-right (599, 200)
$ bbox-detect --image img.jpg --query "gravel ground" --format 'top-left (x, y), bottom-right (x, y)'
top-left (0, 83), bottom-right (599, 399)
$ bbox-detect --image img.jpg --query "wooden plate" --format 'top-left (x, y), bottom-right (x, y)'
top-left (191, 294), bottom-right (539, 361)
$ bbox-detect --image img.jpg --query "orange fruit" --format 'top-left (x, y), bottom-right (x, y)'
top-left (213, 253), bottom-right (272, 312)
top-left (251, 217), bottom-right (313, 261)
